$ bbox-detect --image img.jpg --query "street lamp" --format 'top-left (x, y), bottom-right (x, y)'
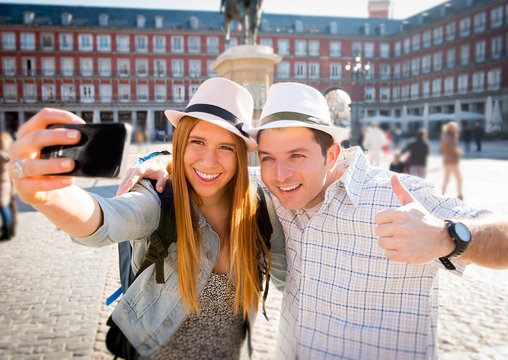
top-left (345, 54), bottom-right (370, 146)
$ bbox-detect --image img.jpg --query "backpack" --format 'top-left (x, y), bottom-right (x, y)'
top-left (105, 179), bottom-right (273, 359)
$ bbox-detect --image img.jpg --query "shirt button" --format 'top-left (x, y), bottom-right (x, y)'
top-left (308, 234), bottom-right (314, 241)
top-left (302, 310), bottom-right (308, 317)
top-left (305, 274), bottom-right (311, 281)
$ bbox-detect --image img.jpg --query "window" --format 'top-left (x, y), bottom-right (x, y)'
top-left (97, 35), bottom-right (111, 52)
top-left (172, 59), bottom-right (184, 77)
top-left (99, 14), bottom-right (108, 27)
top-left (422, 81), bottom-right (430, 97)
top-left (154, 59), bottom-right (166, 77)
top-left (260, 38), bottom-right (273, 48)
top-left (24, 83), bottom-right (37, 102)
top-left (100, 84), bottom-right (112, 102)
top-left (308, 62), bottom-right (319, 79)
top-left (433, 26), bottom-right (443, 45)
top-left (42, 84), bottom-right (56, 101)
top-left (118, 59), bottom-right (130, 76)
top-left (460, 44), bottom-right (470, 65)
top-left (402, 60), bottom-right (410, 77)
top-left (3, 84), bottom-right (16, 102)
top-left (153, 36), bottom-right (166, 53)
top-left (189, 60), bottom-right (201, 77)
top-left (380, 43), bottom-right (390, 58)
top-left (392, 87), bottom-right (400, 101)
top-left (475, 40), bottom-right (486, 62)
top-left (118, 84), bottom-right (130, 101)
top-left (433, 51), bottom-right (442, 71)
top-left (61, 84), bottom-right (75, 102)
top-left (393, 63), bottom-right (401, 79)
top-left (444, 76), bottom-right (454, 95)
top-left (364, 42), bottom-right (374, 58)
top-left (380, 88), bottom-right (390, 102)
top-left (309, 40), bottom-right (319, 57)
top-left (2, 32), bottom-right (15, 50)
top-left (137, 84), bottom-right (148, 102)
top-left (330, 63), bottom-right (341, 79)
top-left (207, 37), bottom-right (219, 54)
top-left (98, 58), bottom-right (111, 76)
top-left (458, 74), bottom-right (468, 94)
top-left (117, 35), bottom-right (130, 52)
top-left (459, 17), bottom-right (471, 37)
top-left (80, 58), bottom-right (93, 76)
top-left (422, 31), bottom-right (431, 48)
top-left (173, 85), bottom-right (185, 102)
top-left (446, 48), bottom-right (455, 68)
top-left (380, 64), bottom-right (390, 80)
top-left (295, 40), bottom-right (306, 56)
top-left (364, 64), bottom-right (374, 80)
top-left (295, 62), bottom-right (306, 78)
top-left (135, 36), bottom-right (148, 52)
top-left (61, 58), bottom-right (74, 76)
top-left (491, 36), bottom-right (503, 59)
top-left (171, 36), bottom-right (184, 53)
top-left (188, 36), bottom-right (201, 53)
top-left (410, 83), bottom-right (419, 99)
top-left (474, 12), bottom-right (486, 33)
top-left (432, 78), bottom-right (441, 97)
top-left (22, 57), bottom-right (36, 76)
top-left (80, 84), bottom-right (95, 103)
top-left (352, 42), bottom-right (362, 57)
top-left (2, 57), bottom-right (15, 76)
top-left (411, 57), bottom-right (420, 76)
top-left (189, 85), bottom-right (199, 98)
top-left (136, 59), bottom-right (148, 76)
top-left (401, 85), bottom-right (409, 100)
top-left (490, 6), bottom-right (503, 28)
top-left (78, 34), bottom-right (93, 51)
top-left (278, 39), bottom-right (290, 56)
top-left (155, 84), bottom-right (166, 102)
top-left (472, 71), bottom-right (484, 92)
top-left (403, 38), bottom-right (410, 54)
top-left (329, 41), bottom-right (342, 57)
top-left (446, 22), bottom-right (456, 41)
top-left (21, 32), bottom-right (35, 50)
top-left (364, 88), bottom-right (375, 102)
top-left (41, 57), bottom-right (55, 76)
top-left (155, 16), bottom-right (164, 29)
top-left (59, 33), bottom-right (73, 51)
top-left (137, 15), bottom-right (146, 28)
top-left (277, 61), bottom-right (290, 78)
top-left (487, 68), bottom-right (501, 90)
top-left (412, 34), bottom-right (420, 51)
top-left (41, 33), bottom-right (54, 50)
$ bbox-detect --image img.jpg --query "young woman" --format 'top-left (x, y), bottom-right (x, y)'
top-left (8, 78), bottom-right (286, 359)
top-left (440, 121), bottom-right (464, 200)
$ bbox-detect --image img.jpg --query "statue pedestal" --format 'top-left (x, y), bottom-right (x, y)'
top-left (210, 45), bottom-right (281, 165)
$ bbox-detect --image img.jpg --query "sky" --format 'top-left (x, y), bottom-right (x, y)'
top-left (0, 0), bottom-right (449, 19)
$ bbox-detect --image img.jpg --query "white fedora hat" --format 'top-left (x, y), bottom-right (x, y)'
top-left (245, 82), bottom-right (349, 143)
top-left (164, 77), bottom-right (257, 152)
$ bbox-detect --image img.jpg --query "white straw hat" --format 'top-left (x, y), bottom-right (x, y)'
top-left (164, 77), bottom-right (257, 152)
top-left (245, 82), bottom-right (348, 143)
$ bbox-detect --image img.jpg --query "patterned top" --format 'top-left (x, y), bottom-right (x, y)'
top-left (253, 147), bottom-right (487, 360)
top-left (148, 273), bottom-right (245, 360)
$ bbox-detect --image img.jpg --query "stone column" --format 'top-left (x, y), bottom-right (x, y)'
top-left (210, 45), bottom-right (281, 165)
top-left (113, 110), bottom-right (119, 123)
top-left (147, 109), bottom-right (154, 142)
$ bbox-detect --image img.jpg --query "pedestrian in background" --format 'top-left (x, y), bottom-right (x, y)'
top-left (440, 121), bottom-right (464, 200)
top-left (391, 124), bottom-right (402, 150)
top-left (462, 122), bottom-right (472, 153)
top-left (389, 151), bottom-right (406, 174)
top-left (401, 128), bottom-right (430, 178)
top-left (0, 131), bottom-right (15, 240)
top-left (474, 121), bottom-right (485, 152)
top-left (363, 122), bottom-right (387, 167)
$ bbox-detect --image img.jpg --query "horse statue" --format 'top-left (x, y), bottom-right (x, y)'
top-left (221, 0), bottom-right (264, 45)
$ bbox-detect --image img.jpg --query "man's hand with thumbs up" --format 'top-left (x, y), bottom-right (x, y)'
top-left (374, 174), bottom-right (455, 264)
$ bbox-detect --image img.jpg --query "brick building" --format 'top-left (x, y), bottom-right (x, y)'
top-left (0, 0), bottom-right (506, 140)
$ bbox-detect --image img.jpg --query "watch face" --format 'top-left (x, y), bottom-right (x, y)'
top-left (455, 223), bottom-right (471, 242)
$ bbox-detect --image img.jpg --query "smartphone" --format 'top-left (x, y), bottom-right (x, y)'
top-left (40, 123), bottom-right (132, 178)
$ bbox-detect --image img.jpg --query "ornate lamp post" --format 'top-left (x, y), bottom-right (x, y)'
top-left (345, 55), bottom-right (370, 146)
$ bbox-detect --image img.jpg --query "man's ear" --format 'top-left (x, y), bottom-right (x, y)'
top-left (327, 143), bottom-right (341, 169)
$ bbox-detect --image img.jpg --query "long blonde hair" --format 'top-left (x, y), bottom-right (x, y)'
top-left (171, 116), bottom-right (271, 318)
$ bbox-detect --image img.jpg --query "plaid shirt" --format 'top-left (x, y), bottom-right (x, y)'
top-left (253, 147), bottom-right (486, 360)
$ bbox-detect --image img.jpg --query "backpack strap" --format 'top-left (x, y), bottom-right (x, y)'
top-left (255, 186), bottom-right (272, 320)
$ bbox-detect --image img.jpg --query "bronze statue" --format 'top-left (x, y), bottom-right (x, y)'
top-left (221, 0), bottom-right (264, 45)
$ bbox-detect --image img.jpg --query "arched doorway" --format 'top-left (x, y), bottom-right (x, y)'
top-left (324, 88), bottom-right (351, 128)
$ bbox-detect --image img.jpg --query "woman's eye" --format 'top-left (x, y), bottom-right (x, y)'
top-left (220, 145), bottom-right (235, 151)
top-left (190, 139), bottom-right (204, 145)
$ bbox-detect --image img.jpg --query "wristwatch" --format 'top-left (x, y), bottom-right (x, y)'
top-left (439, 220), bottom-right (472, 270)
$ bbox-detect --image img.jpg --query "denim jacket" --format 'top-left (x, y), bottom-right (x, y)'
top-left (72, 180), bottom-right (287, 358)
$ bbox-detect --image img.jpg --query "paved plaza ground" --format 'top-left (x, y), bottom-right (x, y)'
top-left (0, 139), bottom-right (507, 360)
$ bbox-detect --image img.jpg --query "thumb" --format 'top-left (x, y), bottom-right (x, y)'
top-left (391, 174), bottom-right (416, 206)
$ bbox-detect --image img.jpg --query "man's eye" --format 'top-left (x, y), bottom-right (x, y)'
top-left (260, 156), bottom-right (273, 162)
top-left (291, 154), bottom-right (304, 159)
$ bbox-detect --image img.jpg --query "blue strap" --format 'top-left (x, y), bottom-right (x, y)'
top-left (106, 286), bottom-right (123, 306)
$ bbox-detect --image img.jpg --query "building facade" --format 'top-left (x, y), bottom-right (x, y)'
top-left (0, 0), bottom-right (507, 140)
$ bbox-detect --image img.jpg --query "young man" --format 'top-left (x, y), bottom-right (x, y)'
top-left (119, 82), bottom-right (508, 359)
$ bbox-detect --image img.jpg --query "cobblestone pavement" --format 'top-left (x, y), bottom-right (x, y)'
top-left (1, 141), bottom-right (507, 360)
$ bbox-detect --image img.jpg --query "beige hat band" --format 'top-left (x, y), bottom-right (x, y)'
top-left (184, 103), bottom-right (248, 137)
top-left (261, 111), bottom-right (329, 127)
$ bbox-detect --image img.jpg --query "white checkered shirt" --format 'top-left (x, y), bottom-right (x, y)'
top-left (252, 148), bottom-right (487, 360)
